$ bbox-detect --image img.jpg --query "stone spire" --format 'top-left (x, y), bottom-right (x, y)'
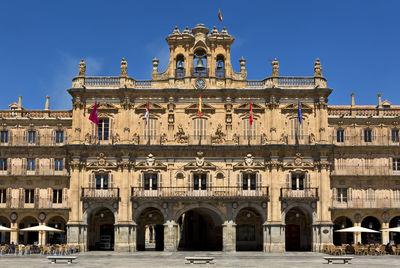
top-left (314, 58), bottom-right (322, 77)
top-left (271, 58), bottom-right (279, 77)
top-left (78, 59), bottom-right (86, 77)
top-left (18, 95), bottom-right (22, 109)
top-left (351, 93), bottom-right (355, 107)
top-left (152, 57), bottom-right (159, 73)
top-left (120, 58), bottom-right (128, 77)
top-left (239, 57), bottom-right (246, 72)
top-left (378, 93), bottom-right (382, 108)
top-left (45, 95), bottom-right (50, 110)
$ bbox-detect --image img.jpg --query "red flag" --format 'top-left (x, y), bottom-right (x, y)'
top-left (198, 94), bottom-right (202, 117)
top-left (249, 102), bottom-right (253, 126)
top-left (89, 102), bottom-right (99, 125)
top-left (218, 8), bottom-right (223, 23)
top-left (145, 102), bottom-right (149, 124)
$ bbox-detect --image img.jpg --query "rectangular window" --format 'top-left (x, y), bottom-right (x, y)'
top-left (290, 118), bottom-right (304, 141)
top-left (144, 173), bottom-right (158, 190)
top-left (53, 189), bottom-right (63, 204)
top-left (98, 119), bottom-right (110, 141)
top-left (392, 129), bottom-right (399, 142)
top-left (55, 131), bottom-right (64, 143)
top-left (242, 173), bottom-right (256, 190)
top-left (366, 188), bottom-right (375, 201)
top-left (336, 129), bottom-right (344, 143)
top-left (393, 190), bottom-right (400, 201)
top-left (291, 174), bottom-right (304, 190)
top-left (0, 158), bottom-right (7, 171)
top-left (193, 173), bottom-right (207, 190)
top-left (144, 118), bottom-right (157, 141)
top-left (364, 129), bottom-right (372, 142)
top-left (55, 159), bottom-right (63, 171)
top-left (27, 159), bottom-right (35, 171)
top-left (0, 189), bottom-right (6, 203)
top-left (28, 131), bottom-right (36, 144)
top-left (95, 174), bottom-right (109, 189)
top-left (25, 189), bottom-right (34, 203)
top-left (337, 188), bottom-right (348, 202)
top-left (393, 158), bottom-right (400, 171)
top-left (243, 119), bottom-right (256, 140)
top-left (0, 131), bottom-right (8, 143)
top-left (193, 118), bottom-right (206, 140)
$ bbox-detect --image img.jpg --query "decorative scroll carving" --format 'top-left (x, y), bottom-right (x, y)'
top-left (174, 124), bottom-right (188, 144)
top-left (233, 154), bottom-right (264, 171)
top-left (184, 152), bottom-right (217, 170)
top-left (132, 133), bottom-right (139, 145)
top-left (87, 153), bottom-right (117, 169)
top-left (212, 124), bottom-right (226, 144)
top-left (136, 154), bottom-right (167, 170)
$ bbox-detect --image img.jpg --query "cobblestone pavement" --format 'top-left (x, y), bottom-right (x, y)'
top-left (1, 252), bottom-right (400, 267)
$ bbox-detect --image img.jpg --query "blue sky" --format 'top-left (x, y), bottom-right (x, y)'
top-left (0, 0), bottom-right (399, 110)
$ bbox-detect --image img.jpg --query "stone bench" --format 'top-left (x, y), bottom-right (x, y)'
top-left (185, 256), bottom-right (214, 264)
top-left (324, 256), bottom-right (353, 264)
top-left (47, 256), bottom-right (77, 264)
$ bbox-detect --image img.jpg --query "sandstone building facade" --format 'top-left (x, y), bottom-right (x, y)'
top-left (0, 24), bottom-right (399, 252)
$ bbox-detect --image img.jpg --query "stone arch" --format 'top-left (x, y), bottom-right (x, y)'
top-left (45, 214), bottom-right (68, 225)
top-left (18, 215), bottom-right (39, 245)
top-left (233, 202), bottom-right (267, 223)
top-left (360, 214), bottom-right (383, 225)
top-left (282, 203), bottom-right (316, 224)
top-left (174, 203), bottom-right (225, 224)
top-left (17, 214), bottom-right (39, 225)
top-left (135, 205), bottom-right (166, 251)
top-left (361, 216), bottom-right (381, 244)
top-left (0, 215), bottom-right (11, 244)
top-left (333, 216), bottom-right (354, 246)
top-left (83, 202), bottom-right (118, 225)
top-left (234, 205), bottom-right (264, 251)
top-left (46, 215), bottom-right (67, 245)
top-left (133, 202), bottom-right (168, 222)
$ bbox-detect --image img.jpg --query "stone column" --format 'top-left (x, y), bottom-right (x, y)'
top-left (115, 224), bottom-right (136, 252)
top-left (319, 159), bottom-right (331, 223)
top-left (269, 158), bottom-right (281, 223)
top-left (222, 220), bottom-right (236, 252)
top-left (164, 220), bottom-right (178, 252)
top-left (67, 158), bottom-right (83, 248)
top-left (10, 222), bottom-right (18, 244)
top-left (381, 222), bottom-right (389, 244)
top-left (264, 223), bottom-right (285, 253)
top-left (354, 222), bottom-right (361, 244)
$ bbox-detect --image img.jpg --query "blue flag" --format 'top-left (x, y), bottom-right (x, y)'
top-left (298, 100), bottom-right (302, 124)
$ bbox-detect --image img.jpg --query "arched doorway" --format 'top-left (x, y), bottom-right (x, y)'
top-left (361, 216), bottom-right (381, 244)
top-left (285, 207), bottom-right (312, 251)
top-left (136, 207), bottom-right (164, 251)
top-left (18, 216), bottom-right (39, 245)
top-left (47, 216), bottom-right (67, 245)
top-left (178, 208), bottom-right (222, 251)
top-left (389, 216), bottom-right (400, 244)
top-left (0, 216), bottom-right (11, 244)
top-left (88, 207), bottom-right (115, 251)
top-left (235, 208), bottom-right (263, 251)
top-left (333, 216), bottom-right (353, 245)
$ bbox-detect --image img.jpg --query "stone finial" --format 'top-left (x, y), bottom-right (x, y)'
top-left (152, 57), bottom-right (159, 72)
top-left (378, 93), bottom-right (382, 108)
top-left (45, 95), bottom-right (50, 111)
top-left (172, 26), bottom-right (181, 35)
top-left (18, 95), bottom-right (22, 108)
top-left (271, 58), bottom-right (279, 77)
top-left (182, 26), bottom-right (190, 35)
top-left (210, 26), bottom-right (219, 35)
top-left (221, 27), bottom-right (228, 35)
top-left (78, 59), bottom-right (86, 77)
top-left (120, 58), bottom-right (128, 77)
top-left (239, 57), bottom-right (246, 72)
top-left (351, 93), bottom-right (355, 107)
top-left (314, 58), bottom-right (322, 77)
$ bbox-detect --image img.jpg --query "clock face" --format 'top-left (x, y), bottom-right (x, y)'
top-left (195, 79), bottom-right (206, 89)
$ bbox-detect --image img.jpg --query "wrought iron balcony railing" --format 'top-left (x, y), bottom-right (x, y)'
top-left (280, 187), bottom-right (319, 200)
top-left (0, 196), bottom-right (69, 209)
top-left (330, 135), bottom-right (400, 146)
top-left (81, 187), bottom-right (120, 200)
top-left (131, 186), bottom-right (269, 200)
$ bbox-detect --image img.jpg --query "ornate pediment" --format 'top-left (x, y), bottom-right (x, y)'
top-left (282, 153), bottom-right (314, 169)
top-left (184, 103), bottom-right (215, 115)
top-left (135, 154), bottom-right (167, 170)
top-left (183, 152), bottom-right (217, 170)
top-left (86, 153), bottom-right (117, 169)
top-left (233, 154), bottom-right (265, 170)
top-left (88, 103), bottom-right (119, 112)
top-left (135, 103), bottom-right (165, 114)
top-left (281, 103), bottom-right (313, 113)
top-left (234, 103), bottom-right (264, 113)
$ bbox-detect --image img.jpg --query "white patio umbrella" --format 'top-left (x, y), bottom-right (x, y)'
top-left (381, 227), bottom-right (400, 232)
top-left (0, 225), bottom-right (12, 232)
top-left (335, 226), bottom-right (380, 233)
top-left (20, 225), bottom-right (63, 245)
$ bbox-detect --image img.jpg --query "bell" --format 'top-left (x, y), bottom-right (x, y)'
top-left (217, 61), bottom-right (223, 70)
top-left (177, 61), bottom-right (184, 69)
top-left (195, 59), bottom-right (205, 70)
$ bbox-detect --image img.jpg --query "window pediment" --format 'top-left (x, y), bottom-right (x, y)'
top-left (281, 103), bottom-right (312, 113)
top-left (234, 103), bottom-right (264, 113)
top-left (183, 160), bottom-right (217, 170)
top-left (86, 153), bottom-right (117, 169)
top-left (88, 103), bottom-right (118, 112)
top-left (135, 161), bottom-right (167, 170)
top-left (135, 103), bottom-right (165, 114)
top-left (184, 103), bottom-right (215, 114)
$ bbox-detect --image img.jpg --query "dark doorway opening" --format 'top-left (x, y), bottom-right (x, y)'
top-left (285, 207), bottom-right (312, 251)
top-left (88, 207), bottom-right (115, 251)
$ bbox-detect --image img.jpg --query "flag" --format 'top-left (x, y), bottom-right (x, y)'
top-left (198, 94), bottom-right (202, 117)
top-left (249, 102), bottom-right (253, 126)
top-left (89, 102), bottom-right (99, 125)
top-left (145, 101), bottom-right (150, 124)
top-left (218, 8), bottom-right (223, 23)
top-left (298, 100), bottom-right (302, 124)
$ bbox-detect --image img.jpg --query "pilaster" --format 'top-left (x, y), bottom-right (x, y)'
top-left (222, 220), bottom-right (236, 252)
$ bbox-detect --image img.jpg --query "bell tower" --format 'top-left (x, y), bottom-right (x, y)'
top-left (152, 24), bottom-right (247, 89)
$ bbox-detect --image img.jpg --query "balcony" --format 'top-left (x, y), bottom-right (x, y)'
top-left (131, 186), bottom-right (269, 201)
top-left (332, 165), bottom-right (395, 176)
top-left (0, 196), bottom-right (69, 209)
top-left (0, 168), bottom-right (69, 177)
top-left (81, 187), bottom-right (120, 200)
top-left (331, 198), bottom-right (400, 209)
top-left (175, 68), bottom-right (185, 78)
top-left (191, 68), bottom-right (209, 78)
top-left (215, 69), bottom-right (225, 78)
top-left (330, 135), bottom-right (400, 147)
top-left (280, 187), bottom-right (319, 201)
top-left (0, 134), bottom-right (67, 147)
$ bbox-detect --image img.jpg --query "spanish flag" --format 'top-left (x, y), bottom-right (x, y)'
top-left (198, 94), bottom-right (202, 117)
